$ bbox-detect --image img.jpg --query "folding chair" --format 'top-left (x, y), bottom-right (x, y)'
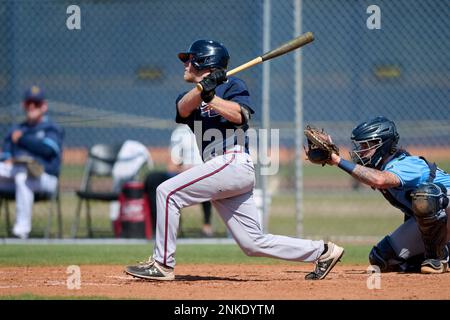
top-left (0, 187), bottom-right (62, 238)
top-left (71, 144), bottom-right (122, 238)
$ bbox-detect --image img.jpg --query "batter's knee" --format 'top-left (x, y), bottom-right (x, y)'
top-left (242, 247), bottom-right (258, 257)
top-left (239, 241), bottom-right (259, 257)
top-left (239, 235), bottom-right (267, 257)
top-left (156, 183), bottom-right (168, 198)
top-left (156, 179), bottom-right (186, 212)
top-left (369, 236), bottom-right (402, 272)
top-left (156, 179), bottom-right (177, 201)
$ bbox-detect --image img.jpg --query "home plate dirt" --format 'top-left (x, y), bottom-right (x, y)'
top-left (1, 264), bottom-right (449, 299)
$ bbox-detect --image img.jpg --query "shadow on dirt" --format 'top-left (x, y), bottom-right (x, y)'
top-left (174, 274), bottom-right (267, 282)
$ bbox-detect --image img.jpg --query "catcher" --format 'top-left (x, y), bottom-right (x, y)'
top-left (305, 116), bottom-right (450, 273)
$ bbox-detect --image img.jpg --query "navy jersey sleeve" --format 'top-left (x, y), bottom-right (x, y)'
top-left (223, 77), bottom-right (254, 114)
top-left (0, 124), bottom-right (20, 161)
top-left (0, 128), bottom-right (14, 160)
top-left (44, 124), bottom-right (64, 156)
top-left (18, 123), bottom-right (63, 159)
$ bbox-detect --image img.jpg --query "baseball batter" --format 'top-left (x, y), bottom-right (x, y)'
top-left (125, 40), bottom-right (344, 281)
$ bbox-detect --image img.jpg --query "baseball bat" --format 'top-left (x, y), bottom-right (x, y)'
top-left (196, 31), bottom-right (314, 91)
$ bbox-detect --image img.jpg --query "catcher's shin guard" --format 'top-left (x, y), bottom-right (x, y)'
top-left (411, 183), bottom-right (449, 261)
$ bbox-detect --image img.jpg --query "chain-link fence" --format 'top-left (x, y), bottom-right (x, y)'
top-left (1, 0), bottom-right (265, 147)
top-left (3, 1), bottom-right (446, 146)
top-left (1, 0), bottom-right (449, 238)
top-left (302, 0), bottom-right (449, 146)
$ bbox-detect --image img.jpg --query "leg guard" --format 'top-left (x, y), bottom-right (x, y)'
top-left (369, 236), bottom-right (404, 272)
top-left (411, 183), bottom-right (449, 260)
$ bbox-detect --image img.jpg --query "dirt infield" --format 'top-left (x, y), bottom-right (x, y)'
top-left (1, 264), bottom-right (449, 299)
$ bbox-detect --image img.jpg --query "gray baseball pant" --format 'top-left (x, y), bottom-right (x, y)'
top-left (152, 152), bottom-right (324, 268)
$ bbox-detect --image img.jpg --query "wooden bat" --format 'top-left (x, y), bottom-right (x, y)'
top-left (196, 31), bottom-right (314, 91)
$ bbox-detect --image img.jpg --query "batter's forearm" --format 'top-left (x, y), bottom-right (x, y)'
top-left (208, 97), bottom-right (243, 124)
top-left (177, 88), bottom-right (203, 118)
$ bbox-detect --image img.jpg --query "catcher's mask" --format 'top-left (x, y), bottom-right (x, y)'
top-left (178, 40), bottom-right (229, 70)
top-left (350, 116), bottom-right (399, 168)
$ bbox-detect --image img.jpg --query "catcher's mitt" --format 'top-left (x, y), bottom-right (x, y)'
top-left (13, 156), bottom-right (44, 178)
top-left (304, 125), bottom-right (339, 166)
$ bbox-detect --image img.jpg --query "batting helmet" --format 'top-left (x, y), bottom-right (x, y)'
top-left (178, 40), bottom-right (229, 70)
top-left (350, 116), bottom-right (399, 168)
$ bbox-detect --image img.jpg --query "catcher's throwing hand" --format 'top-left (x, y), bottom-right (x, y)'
top-left (304, 125), bottom-right (340, 166)
top-left (328, 153), bottom-right (341, 166)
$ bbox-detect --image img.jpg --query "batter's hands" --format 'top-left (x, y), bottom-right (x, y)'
top-left (11, 130), bottom-right (23, 144)
top-left (199, 69), bottom-right (227, 103)
top-left (200, 90), bottom-right (215, 103)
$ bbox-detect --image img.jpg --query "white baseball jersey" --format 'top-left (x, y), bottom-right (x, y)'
top-left (170, 125), bottom-right (202, 167)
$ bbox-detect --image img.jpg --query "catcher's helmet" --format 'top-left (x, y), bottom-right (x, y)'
top-left (178, 40), bottom-right (229, 70)
top-left (350, 116), bottom-right (399, 168)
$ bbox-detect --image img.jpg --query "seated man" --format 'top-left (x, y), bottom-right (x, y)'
top-left (0, 86), bottom-right (64, 239)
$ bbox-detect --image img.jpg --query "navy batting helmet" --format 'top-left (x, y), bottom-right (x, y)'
top-left (178, 40), bottom-right (229, 70)
top-left (350, 116), bottom-right (399, 168)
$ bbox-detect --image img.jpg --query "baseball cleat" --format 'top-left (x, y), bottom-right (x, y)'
top-left (305, 242), bottom-right (344, 280)
top-left (420, 258), bottom-right (448, 274)
top-left (125, 257), bottom-right (175, 281)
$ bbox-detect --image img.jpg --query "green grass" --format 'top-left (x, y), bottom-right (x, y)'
top-left (0, 158), bottom-right (440, 240)
top-left (58, 157), bottom-right (450, 186)
top-left (0, 244), bottom-right (371, 266)
top-left (0, 187), bottom-right (404, 240)
top-left (267, 191), bottom-right (403, 237)
top-left (0, 158), bottom-right (445, 268)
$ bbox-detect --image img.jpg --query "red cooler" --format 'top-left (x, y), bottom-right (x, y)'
top-left (116, 181), bottom-right (152, 239)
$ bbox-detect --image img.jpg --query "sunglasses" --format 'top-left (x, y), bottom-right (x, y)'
top-left (24, 100), bottom-right (44, 108)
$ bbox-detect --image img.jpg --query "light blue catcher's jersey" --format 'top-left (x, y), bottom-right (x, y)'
top-left (380, 153), bottom-right (450, 215)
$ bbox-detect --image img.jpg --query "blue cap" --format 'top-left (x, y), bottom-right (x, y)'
top-left (23, 85), bottom-right (46, 102)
